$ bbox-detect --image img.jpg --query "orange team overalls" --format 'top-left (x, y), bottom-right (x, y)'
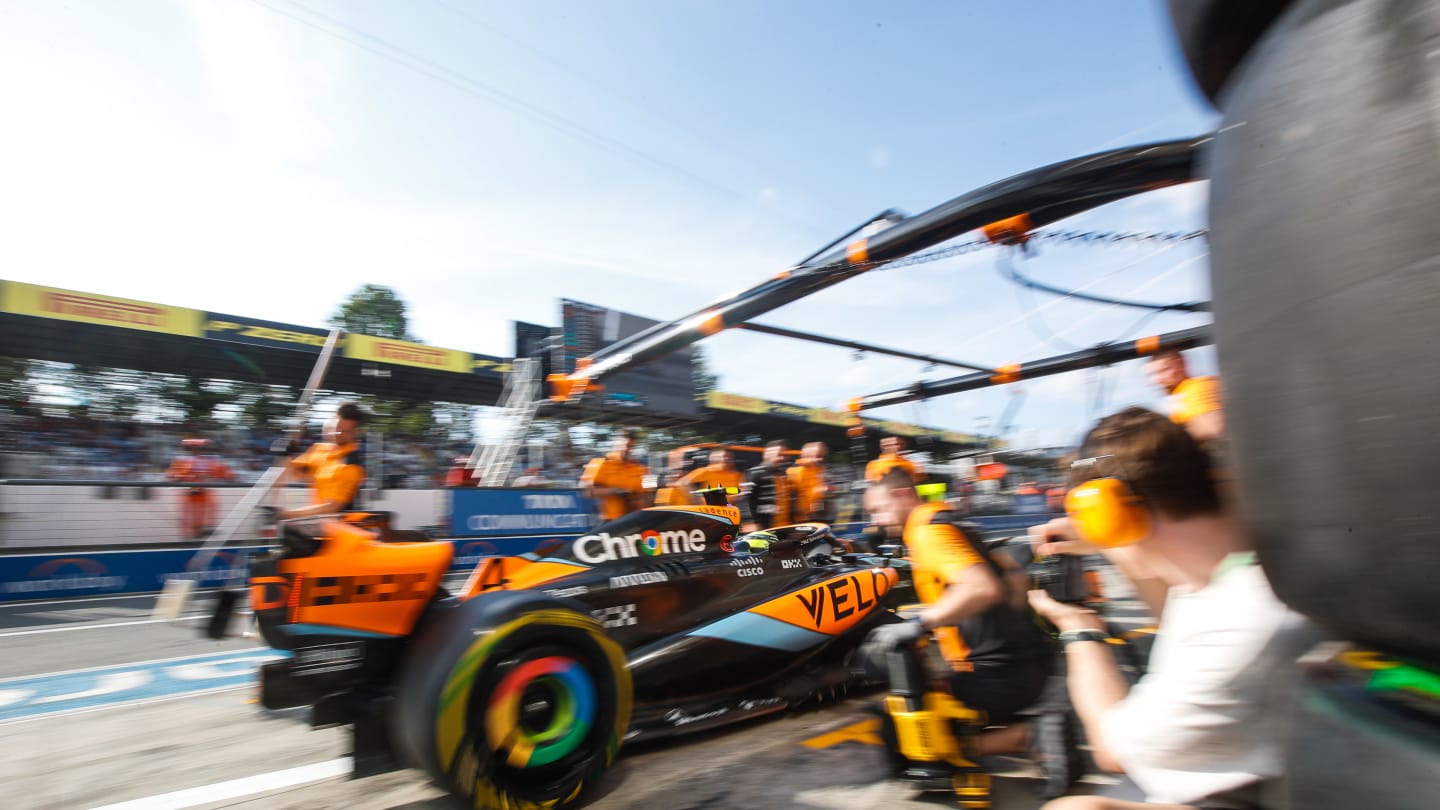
top-left (167, 454), bottom-right (234, 539)
top-left (866, 453), bottom-right (925, 483)
top-left (292, 442), bottom-right (365, 512)
top-left (580, 452), bottom-right (649, 521)
top-left (676, 464), bottom-right (744, 505)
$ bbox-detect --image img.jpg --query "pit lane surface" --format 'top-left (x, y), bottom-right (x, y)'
top-left (3, 593), bottom-right (1142, 810)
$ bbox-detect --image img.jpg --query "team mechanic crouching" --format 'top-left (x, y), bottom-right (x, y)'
top-left (862, 468), bottom-right (1056, 780)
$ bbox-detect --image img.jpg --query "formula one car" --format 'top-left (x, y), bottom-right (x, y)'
top-left (225, 498), bottom-right (901, 809)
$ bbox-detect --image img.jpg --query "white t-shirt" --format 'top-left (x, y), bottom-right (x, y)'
top-left (1102, 556), bottom-right (1319, 805)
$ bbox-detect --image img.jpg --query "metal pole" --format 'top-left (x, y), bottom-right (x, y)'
top-left (735, 323), bottom-right (992, 372)
top-left (153, 329), bottom-right (344, 621)
top-left (549, 136), bottom-right (1207, 398)
top-left (853, 326), bottom-right (1212, 411)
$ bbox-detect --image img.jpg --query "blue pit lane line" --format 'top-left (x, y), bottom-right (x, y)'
top-left (0, 648), bottom-right (289, 723)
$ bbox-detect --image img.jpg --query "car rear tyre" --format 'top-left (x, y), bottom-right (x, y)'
top-left (393, 591), bottom-right (632, 809)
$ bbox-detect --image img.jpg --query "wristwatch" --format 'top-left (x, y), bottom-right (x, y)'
top-left (1058, 629), bottom-right (1110, 647)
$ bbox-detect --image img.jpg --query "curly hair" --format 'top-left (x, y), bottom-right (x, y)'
top-left (1070, 407), bottom-right (1220, 520)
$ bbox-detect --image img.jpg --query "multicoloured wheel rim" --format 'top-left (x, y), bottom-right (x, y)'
top-left (434, 609), bottom-right (631, 779)
top-left (484, 655), bottom-right (597, 768)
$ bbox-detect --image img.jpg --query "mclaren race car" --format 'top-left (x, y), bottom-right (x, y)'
top-left (228, 498), bottom-right (902, 809)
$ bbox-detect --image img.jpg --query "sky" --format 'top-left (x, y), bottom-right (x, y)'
top-left (0, 1), bottom-right (1221, 448)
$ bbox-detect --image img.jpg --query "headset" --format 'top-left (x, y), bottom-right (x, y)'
top-left (1063, 456), bottom-right (1152, 548)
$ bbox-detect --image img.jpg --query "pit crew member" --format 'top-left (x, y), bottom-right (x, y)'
top-left (166, 437), bottom-right (233, 539)
top-left (865, 435), bottom-right (925, 483)
top-left (580, 428), bottom-right (650, 522)
top-left (788, 441), bottom-right (832, 522)
top-left (676, 447), bottom-right (744, 504)
top-left (741, 440), bottom-right (793, 530)
top-left (864, 467), bottom-right (1055, 754)
top-left (275, 402), bottom-right (367, 519)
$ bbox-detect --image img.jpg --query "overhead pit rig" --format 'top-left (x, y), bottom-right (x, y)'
top-left (545, 136), bottom-right (1216, 434)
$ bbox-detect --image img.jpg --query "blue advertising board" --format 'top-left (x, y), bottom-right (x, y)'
top-left (0, 546), bottom-right (264, 603)
top-left (0, 535), bottom-right (591, 603)
top-left (449, 488), bottom-right (596, 537)
top-left (1012, 493), bottom-right (1051, 515)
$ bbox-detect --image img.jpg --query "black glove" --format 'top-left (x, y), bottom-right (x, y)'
top-left (863, 617), bottom-right (926, 650)
top-left (853, 617), bottom-right (927, 682)
top-left (853, 526), bottom-right (888, 554)
top-left (270, 438), bottom-right (301, 457)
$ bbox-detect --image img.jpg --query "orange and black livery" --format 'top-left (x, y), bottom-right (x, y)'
top-left (236, 495), bottom-right (903, 809)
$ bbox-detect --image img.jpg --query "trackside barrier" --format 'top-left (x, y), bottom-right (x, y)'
top-left (0, 535), bottom-right (587, 603)
top-left (0, 545), bottom-right (267, 602)
top-left (0, 481), bottom-right (440, 549)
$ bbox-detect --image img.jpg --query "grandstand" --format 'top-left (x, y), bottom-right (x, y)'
top-left (0, 279), bottom-right (992, 485)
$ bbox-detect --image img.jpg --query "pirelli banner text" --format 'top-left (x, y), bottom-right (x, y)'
top-left (703, 391), bottom-right (979, 446)
top-left (2, 282), bottom-right (203, 337)
top-left (345, 334), bottom-right (471, 374)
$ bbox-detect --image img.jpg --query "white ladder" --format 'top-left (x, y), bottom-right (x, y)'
top-left (472, 358), bottom-right (543, 486)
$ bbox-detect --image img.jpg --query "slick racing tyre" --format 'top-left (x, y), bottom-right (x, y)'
top-left (393, 591), bottom-right (632, 809)
top-left (1201, 0), bottom-right (1440, 664)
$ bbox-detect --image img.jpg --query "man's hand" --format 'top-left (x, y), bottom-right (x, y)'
top-left (1034, 517), bottom-right (1172, 618)
top-left (270, 438), bottom-right (301, 457)
top-left (1028, 517), bottom-right (1103, 558)
top-left (1028, 589), bottom-right (1106, 633)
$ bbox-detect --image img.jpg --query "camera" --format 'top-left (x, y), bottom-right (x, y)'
top-left (1027, 552), bottom-right (1088, 604)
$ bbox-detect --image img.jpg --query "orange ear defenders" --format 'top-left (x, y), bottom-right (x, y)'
top-left (1064, 457), bottom-right (1152, 548)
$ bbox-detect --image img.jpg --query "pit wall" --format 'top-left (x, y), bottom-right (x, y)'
top-left (0, 483), bottom-right (600, 602)
top-left (0, 483), bottom-right (444, 550)
top-left (0, 482), bottom-right (1055, 602)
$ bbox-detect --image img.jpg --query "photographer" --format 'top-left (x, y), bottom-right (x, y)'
top-left (1028, 407), bottom-right (1319, 810)
top-left (864, 468), bottom-right (1055, 759)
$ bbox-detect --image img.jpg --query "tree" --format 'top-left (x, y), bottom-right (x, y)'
top-left (162, 376), bottom-right (234, 424)
top-left (329, 284), bottom-right (416, 341)
top-left (65, 364), bottom-right (151, 422)
top-left (0, 356), bottom-right (34, 410)
top-left (233, 383), bottom-right (297, 432)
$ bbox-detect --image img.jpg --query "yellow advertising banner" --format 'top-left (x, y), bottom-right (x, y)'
top-left (344, 334), bottom-right (472, 374)
top-left (1, 282), bottom-right (202, 337)
top-left (470, 356), bottom-right (515, 375)
top-left (767, 402), bottom-right (815, 420)
top-left (871, 420), bottom-right (927, 438)
top-left (807, 408), bottom-right (854, 427)
top-left (705, 391), bottom-right (771, 415)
